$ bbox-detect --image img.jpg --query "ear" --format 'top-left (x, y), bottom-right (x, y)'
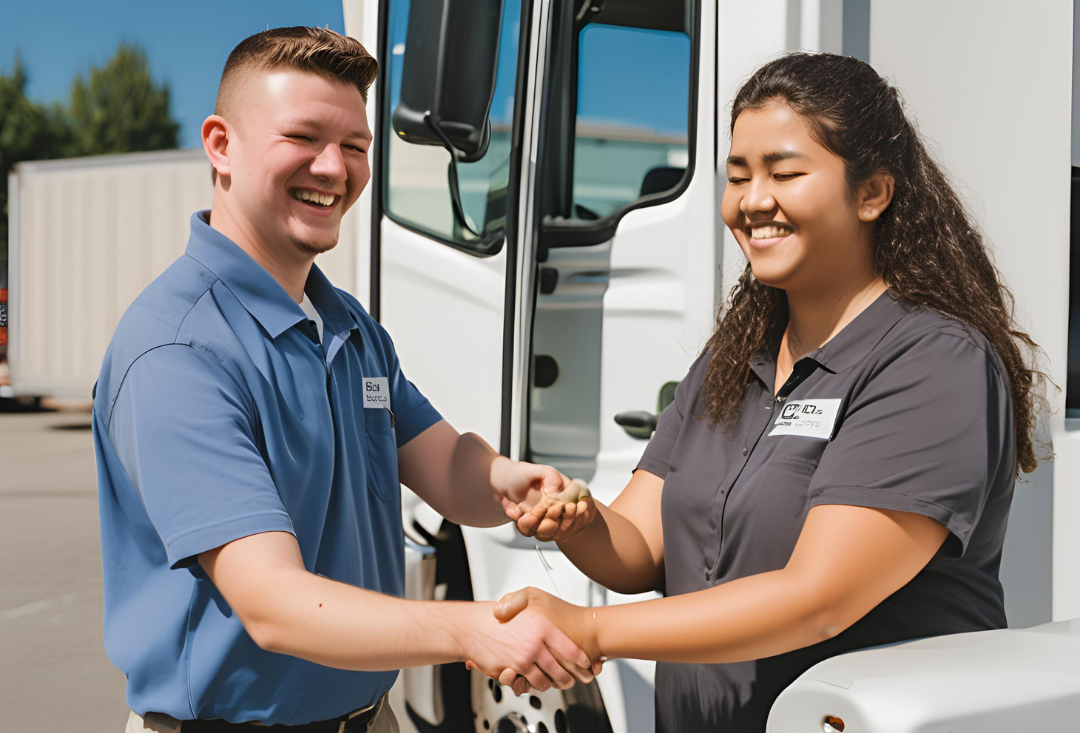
top-left (202, 115), bottom-right (232, 183)
top-left (856, 171), bottom-right (895, 222)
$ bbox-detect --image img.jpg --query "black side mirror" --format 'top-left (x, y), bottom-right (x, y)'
top-left (391, 0), bottom-right (504, 238)
top-left (391, 0), bottom-right (503, 162)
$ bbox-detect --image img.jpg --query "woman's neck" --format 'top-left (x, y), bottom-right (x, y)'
top-left (783, 273), bottom-right (887, 363)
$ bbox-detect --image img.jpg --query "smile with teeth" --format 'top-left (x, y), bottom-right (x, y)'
top-left (750, 224), bottom-right (792, 240)
top-left (292, 189), bottom-right (336, 207)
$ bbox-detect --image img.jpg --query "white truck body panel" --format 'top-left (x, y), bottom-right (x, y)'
top-left (870, 0), bottom-right (1071, 626)
top-left (7, 149), bottom-right (360, 400)
top-left (768, 620), bottom-right (1080, 733)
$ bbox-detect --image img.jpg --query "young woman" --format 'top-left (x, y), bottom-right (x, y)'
top-left (496, 52), bottom-right (1048, 731)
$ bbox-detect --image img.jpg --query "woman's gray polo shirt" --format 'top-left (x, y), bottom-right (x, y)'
top-left (637, 292), bottom-right (1015, 732)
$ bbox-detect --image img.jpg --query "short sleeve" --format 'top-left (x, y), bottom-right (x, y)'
top-left (109, 345), bottom-right (294, 568)
top-left (808, 329), bottom-right (1012, 556)
top-left (372, 321), bottom-right (442, 447)
top-left (635, 355), bottom-right (708, 478)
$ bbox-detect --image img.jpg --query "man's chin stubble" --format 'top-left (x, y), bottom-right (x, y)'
top-left (292, 236), bottom-right (338, 257)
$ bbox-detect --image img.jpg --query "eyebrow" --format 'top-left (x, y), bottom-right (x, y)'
top-left (726, 150), bottom-right (807, 167)
top-left (289, 118), bottom-right (373, 142)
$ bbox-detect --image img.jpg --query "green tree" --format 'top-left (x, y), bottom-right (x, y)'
top-left (0, 55), bottom-right (69, 273)
top-left (68, 42), bottom-right (179, 155)
top-left (0, 42), bottom-right (179, 284)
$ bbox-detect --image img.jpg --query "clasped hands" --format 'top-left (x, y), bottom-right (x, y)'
top-left (466, 459), bottom-right (600, 695)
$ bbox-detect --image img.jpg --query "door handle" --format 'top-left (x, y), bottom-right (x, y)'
top-left (614, 410), bottom-right (658, 439)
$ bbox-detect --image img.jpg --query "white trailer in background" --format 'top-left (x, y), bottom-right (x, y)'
top-left (343, 0), bottom-right (1079, 731)
top-left (5, 149), bottom-right (360, 402)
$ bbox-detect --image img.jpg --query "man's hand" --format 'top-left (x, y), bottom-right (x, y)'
top-left (460, 600), bottom-right (596, 696)
top-left (492, 586), bottom-right (604, 693)
top-left (493, 457), bottom-right (597, 542)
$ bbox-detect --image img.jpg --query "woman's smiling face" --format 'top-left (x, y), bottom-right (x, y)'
top-left (721, 102), bottom-right (874, 293)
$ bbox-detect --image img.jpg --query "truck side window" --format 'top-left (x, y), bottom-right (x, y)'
top-left (572, 24), bottom-right (691, 220)
top-left (383, 0), bottom-right (522, 253)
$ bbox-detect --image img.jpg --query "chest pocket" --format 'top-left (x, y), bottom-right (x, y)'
top-left (736, 439), bottom-right (824, 545)
top-left (364, 406), bottom-right (398, 502)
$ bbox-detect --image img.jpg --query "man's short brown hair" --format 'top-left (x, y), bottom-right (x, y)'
top-left (215, 26), bottom-right (378, 118)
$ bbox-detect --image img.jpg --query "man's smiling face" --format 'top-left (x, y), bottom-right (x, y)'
top-left (224, 69), bottom-right (371, 259)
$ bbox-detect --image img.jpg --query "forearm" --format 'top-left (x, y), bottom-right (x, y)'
top-left (589, 569), bottom-right (834, 664)
top-left (557, 501), bottom-right (663, 595)
top-left (245, 568), bottom-right (474, 670)
top-left (446, 431), bottom-right (510, 526)
top-left (399, 423), bottom-right (507, 527)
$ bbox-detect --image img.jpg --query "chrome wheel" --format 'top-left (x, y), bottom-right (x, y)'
top-left (470, 670), bottom-right (611, 733)
top-left (471, 671), bottom-right (571, 733)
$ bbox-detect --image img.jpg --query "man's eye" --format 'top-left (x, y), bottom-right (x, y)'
top-left (287, 135), bottom-right (313, 142)
top-left (344, 145), bottom-right (367, 154)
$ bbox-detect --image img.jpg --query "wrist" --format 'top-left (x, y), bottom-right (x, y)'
top-left (445, 601), bottom-right (486, 663)
top-left (577, 604), bottom-right (603, 661)
top-left (488, 455), bottom-right (516, 493)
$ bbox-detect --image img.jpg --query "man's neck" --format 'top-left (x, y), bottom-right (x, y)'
top-left (208, 202), bottom-right (312, 304)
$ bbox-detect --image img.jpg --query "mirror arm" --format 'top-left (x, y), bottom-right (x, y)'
top-left (423, 111), bottom-right (483, 239)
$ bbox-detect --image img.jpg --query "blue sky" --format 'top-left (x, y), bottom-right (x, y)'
top-left (1, 0), bottom-right (690, 149)
top-left (0, 0), bottom-right (347, 149)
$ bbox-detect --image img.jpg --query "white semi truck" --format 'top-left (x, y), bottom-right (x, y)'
top-left (340, 0), bottom-right (1080, 731)
top-left (5, 1), bottom-right (1076, 730)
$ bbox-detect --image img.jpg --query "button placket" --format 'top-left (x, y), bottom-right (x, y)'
top-left (708, 392), bottom-right (778, 574)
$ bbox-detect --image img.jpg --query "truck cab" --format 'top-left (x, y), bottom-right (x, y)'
top-left (340, 0), bottom-right (1077, 731)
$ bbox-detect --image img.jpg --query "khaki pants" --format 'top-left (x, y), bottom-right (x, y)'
top-left (125, 696), bottom-right (399, 733)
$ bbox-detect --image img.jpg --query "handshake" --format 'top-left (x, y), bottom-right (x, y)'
top-left (461, 463), bottom-right (602, 697)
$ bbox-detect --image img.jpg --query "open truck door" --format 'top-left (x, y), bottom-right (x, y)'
top-left (352, 0), bottom-right (724, 729)
top-left (352, 0), bottom-right (620, 729)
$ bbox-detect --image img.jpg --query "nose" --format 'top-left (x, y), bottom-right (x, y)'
top-left (309, 143), bottom-right (347, 183)
top-left (740, 176), bottom-right (778, 217)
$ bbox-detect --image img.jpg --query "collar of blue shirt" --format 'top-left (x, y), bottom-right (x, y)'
top-left (185, 210), bottom-right (359, 341)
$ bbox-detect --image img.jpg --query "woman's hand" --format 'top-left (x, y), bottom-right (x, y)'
top-left (492, 587), bottom-right (604, 689)
top-left (493, 460), bottom-right (597, 542)
top-left (460, 600), bottom-right (596, 696)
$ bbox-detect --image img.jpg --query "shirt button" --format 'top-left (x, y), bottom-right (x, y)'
top-left (742, 447), bottom-right (748, 456)
top-left (765, 405), bottom-right (771, 411)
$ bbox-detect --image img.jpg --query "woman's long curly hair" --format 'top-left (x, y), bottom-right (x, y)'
top-left (703, 52), bottom-right (1048, 474)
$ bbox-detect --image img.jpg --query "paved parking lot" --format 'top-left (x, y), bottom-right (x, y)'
top-left (1, 408), bottom-right (127, 732)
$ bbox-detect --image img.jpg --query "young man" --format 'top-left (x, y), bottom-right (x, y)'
top-left (94, 27), bottom-right (596, 733)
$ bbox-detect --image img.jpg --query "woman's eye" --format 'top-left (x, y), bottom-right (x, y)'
top-left (727, 176), bottom-right (748, 184)
top-left (774, 172), bottom-right (802, 181)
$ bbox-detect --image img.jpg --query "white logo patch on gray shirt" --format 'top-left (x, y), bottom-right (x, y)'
top-left (769, 398), bottom-right (842, 440)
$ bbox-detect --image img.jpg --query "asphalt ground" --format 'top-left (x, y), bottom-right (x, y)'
top-left (0, 407), bottom-right (429, 733)
top-left (0, 408), bottom-right (128, 732)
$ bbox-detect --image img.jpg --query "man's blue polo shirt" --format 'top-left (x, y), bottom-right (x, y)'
top-left (93, 211), bottom-right (441, 724)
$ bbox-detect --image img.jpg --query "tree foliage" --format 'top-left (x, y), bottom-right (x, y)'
top-left (0, 43), bottom-right (179, 275)
top-left (68, 43), bottom-right (179, 156)
top-left (0, 55), bottom-right (69, 272)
